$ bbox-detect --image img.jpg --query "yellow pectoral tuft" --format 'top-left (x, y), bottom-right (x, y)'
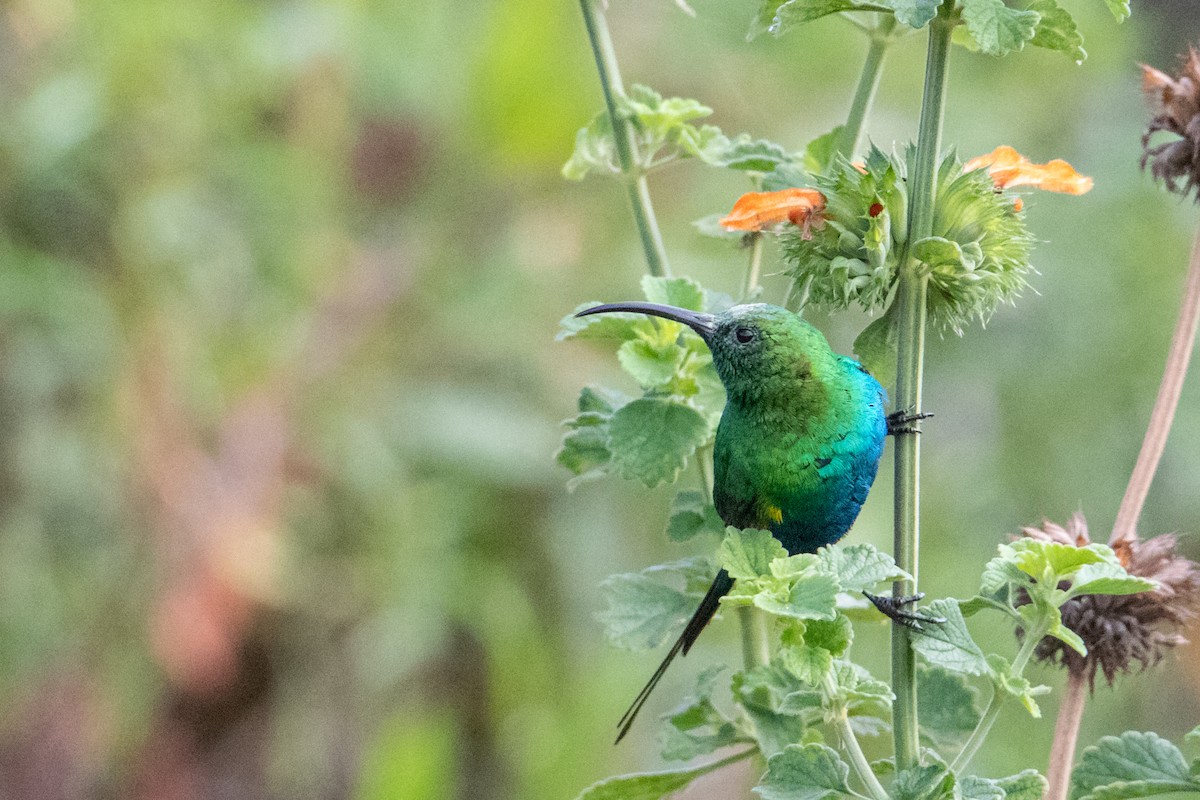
top-left (763, 504), bottom-right (784, 525)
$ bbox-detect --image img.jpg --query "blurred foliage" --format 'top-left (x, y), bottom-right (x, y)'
top-left (0, 0), bottom-right (1198, 799)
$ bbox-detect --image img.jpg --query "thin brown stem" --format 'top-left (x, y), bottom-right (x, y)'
top-left (1045, 670), bottom-right (1088, 800)
top-left (1111, 219), bottom-right (1200, 547)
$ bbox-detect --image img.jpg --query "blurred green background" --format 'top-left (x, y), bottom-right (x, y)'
top-left (1, 1), bottom-right (1199, 798)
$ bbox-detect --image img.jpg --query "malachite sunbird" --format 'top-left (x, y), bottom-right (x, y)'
top-left (576, 301), bottom-right (933, 742)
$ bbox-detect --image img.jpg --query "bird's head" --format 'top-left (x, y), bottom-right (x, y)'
top-left (575, 302), bottom-right (835, 403)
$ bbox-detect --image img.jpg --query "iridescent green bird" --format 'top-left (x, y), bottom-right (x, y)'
top-left (576, 301), bottom-right (931, 742)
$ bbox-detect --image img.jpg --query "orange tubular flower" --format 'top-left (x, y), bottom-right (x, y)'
top-left (964, 145), bottom-right (1094, 195)
top-left (719, 188), bottom-right (827, 239)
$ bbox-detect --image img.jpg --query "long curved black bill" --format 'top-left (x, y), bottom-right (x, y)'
top-left (576, 302), bottom-right (717, 342)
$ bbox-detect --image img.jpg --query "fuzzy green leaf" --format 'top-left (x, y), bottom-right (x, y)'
top-left (958, 594), bottom-right (1018, 618)
top-left (607, 397), bottom-right (710, 487)
top-left (803, 615), bottom-right (854, 657)
top-left (1068, 562), bottom-right (1157, 599)
top-left (660, 666), bottom-right (739, 761)
top-left (960, 0), bottom-right (1039, 56)
top-left (642, 275), bottom-right (706, 312)
top-left (801, 127), bottom-right (846, 174)
top-left (622, 85), bottom-right (712, 137)
top-left (988, 654), bottom-right (1050, 717)
top-left (1101, 0), bottom-right (1129, 22)
top-left (1071, 732), bottom-right (1200, 800)
top-left (892, 764), bottom-right (956, 800)
top-left (558, 302), bottom-right (642, 342)
top-left (1047, 617), bottom-right (1088, 656)
top-left (818, 542), bottom-right (908, 593)
top-left (575, 758), bottom-right (734, 800)
top-left (852, 308), bottom-right (899, 388)
top-left (755, 743), bottom-right (853, 800)
top-left (959, 777), bottom-right (1005, 800)
top-left (997, 770), bottom-right (1050, 800)
top-left (763, 0), bottom-right (863, 37)
top-left (884, 0), bottom-right (941, 27)
top-left (1005, 539), bottom-right (1114, 582)
top-left (918, 666), bottom-right (981, 744)
top-left (756, 573), bottom-right (840, 621)
top-left (771, 553), bottom-right (823, 580)
top-left (558, 413), bottom-right (612, 486)
top-left (980, 553), bottom-right (1033, 597)
top-left (698, 133), bottom-right (796, 172)
top-left (781, 643), bottom-right (834, 684)
top-left (911, 599), bottom-right (990, 676)
top-left (737, 661), bottom-right (806, 712)
top-left (676, 124), bottom-right (727, 164)
top-left (563, 113), bottom-right (619, 180)
top-left (721, 528), bottom-right (787, 580)
top-left (578, 386), bottom-right (625, 414)
top-left (598, 558), bottom-right (711, 650)
top-left (666, 490), bottom-right (726, 541)
top-left (962, 771), bottom-right (1048, 800)
top-left (1028, 0), bottom-right (1086, 63)
top-left (1185, 725), bottom-right (1200, 748)
top-left (734, 664), bottom-right (810, 755)
top-left (748, 0), bottom-right (786, 38)
top-left (617, 340), bottom-right (685, 388)
top-left (565, 85), bottom-right (743, 181)
top-left (841, 668), bottom-right (894, 718)
top-left (558, 387), bottom-right (627, 489)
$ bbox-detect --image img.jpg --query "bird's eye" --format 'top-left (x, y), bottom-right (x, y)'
top-left (734, 326), bottom-right (756, 344)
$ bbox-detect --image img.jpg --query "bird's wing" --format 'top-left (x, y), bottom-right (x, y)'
top-left (713, 450), bottom-right (781, 531)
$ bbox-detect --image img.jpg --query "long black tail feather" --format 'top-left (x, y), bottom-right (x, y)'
top-left (614, 569), bottom-right (735, 743)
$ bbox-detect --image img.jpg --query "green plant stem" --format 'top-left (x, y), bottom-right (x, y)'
top-left (578, 0), bottom-right (671, 277)
top-left (837, 15), bottom-right (897, 158)
top-left (744, 234), bottom-right (764, 300)
top-left (949, 622), bottom-right (1044, 774)
top-left (891, 8), bottom-right (954, 773)
top-left (738, 607), bottom-right (771, 668)
top-left (823, 673), bottom-right (889, 800)
top-left (1110, 217), bottom-right (1200, 547)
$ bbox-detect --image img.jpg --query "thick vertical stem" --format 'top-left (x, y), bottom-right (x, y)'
top-left (579, 0), bottom-right (672, 277)
top-left (837, 15), bottom-right (897, 158)
top-left (1045, 670), bottom-right (1088, 800)
top-left (738, 607), bottom-right (771, 668)
top-left (891, 8), bottom-right (954, 772)
top-left (1111, 219), bottom-right (1200, 547)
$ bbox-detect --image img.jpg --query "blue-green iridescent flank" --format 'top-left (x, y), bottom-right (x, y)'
top-left (575, 301), bottom-right (888, 742)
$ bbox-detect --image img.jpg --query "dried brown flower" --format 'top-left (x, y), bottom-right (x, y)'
top-left (1141, 50), bottom-right (1200, 199)
top-left (1021, 514), bottom-right (1200, 690)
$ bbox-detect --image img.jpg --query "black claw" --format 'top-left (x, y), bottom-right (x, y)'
top-left (887, 409), bottom-right (934, 437)
top-left (863, 591), bottom-right (945, 630)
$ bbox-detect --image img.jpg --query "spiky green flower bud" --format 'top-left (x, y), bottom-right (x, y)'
top-left (780, 145), bottom-right (1035, 336)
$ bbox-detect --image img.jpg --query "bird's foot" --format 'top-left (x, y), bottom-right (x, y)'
top-left (863, 591), bottom-right (945, 631)
top-left (887, 409), bottom-right (934, 436)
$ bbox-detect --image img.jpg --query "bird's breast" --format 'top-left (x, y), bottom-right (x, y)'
top-left (713, 379), bottom-right (886, 555)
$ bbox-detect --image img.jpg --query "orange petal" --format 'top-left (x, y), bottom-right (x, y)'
top-left (965, 145), bottom-right (1093, 195)
top-left (719, 188), bottom-right (826, 232)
